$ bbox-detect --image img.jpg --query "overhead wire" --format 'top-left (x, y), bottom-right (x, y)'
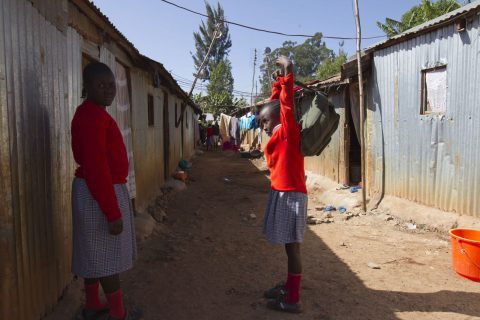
top-left (172, 74), bottom-right (261, 96)
top-left (158, 0), bottom-right (386, 40)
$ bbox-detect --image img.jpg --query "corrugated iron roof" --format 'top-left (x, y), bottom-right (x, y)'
top-left (85, 0), bottom-right (199, 110)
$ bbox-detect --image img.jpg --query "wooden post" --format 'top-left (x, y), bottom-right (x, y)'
top-left (188, 27), bottom-right (220, 98)
top-left (250, 49), bottom-right (257, 106)
top-left (353, 0), bottom-right (367, 212)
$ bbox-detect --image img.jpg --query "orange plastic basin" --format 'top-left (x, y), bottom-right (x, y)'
top-left (449, 228), bottom-right (480, 282)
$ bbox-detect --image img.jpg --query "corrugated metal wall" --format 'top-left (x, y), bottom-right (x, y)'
top-left (130, 70), bottom-right (165, 211)
top-left (304, 91), bottom-right (346, 183)
top-left (371, 16), bottom-right (480, 216)
top-left (0, 1), bottom-right (199, 318)
top-left (182, 106), bottom-right (196, 160)
top-left (0, 0), bottom-right (82, 318)
top-left (167, 96), bottom-right (182, 174)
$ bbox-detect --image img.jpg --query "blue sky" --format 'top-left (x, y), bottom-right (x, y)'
top-left (92, 0), bottom-right (422, 98)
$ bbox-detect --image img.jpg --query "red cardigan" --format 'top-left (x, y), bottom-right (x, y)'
top-left (264, 73), bottom-right (307, 194)
top-left (71, 100), bottom-right (129, 222)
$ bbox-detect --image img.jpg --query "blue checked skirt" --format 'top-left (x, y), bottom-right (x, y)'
top-left (71, 178), bottom-right (137, 278)
top-left (263, 190), bottom-right (308, 244)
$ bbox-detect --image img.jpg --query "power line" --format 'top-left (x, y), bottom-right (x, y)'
top-left (158, 0), bottom-right (385, 40)
top-left (172, 74), bottom-right (256, 96)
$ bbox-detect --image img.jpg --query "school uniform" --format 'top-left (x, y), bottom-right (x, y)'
top-left (263, 73), bottom-right (308, 244)
top-left (71, 99), bottom-right (137, 278)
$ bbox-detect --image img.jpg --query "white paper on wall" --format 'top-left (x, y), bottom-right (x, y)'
top-left (425, 69), bottom-right (447, 113)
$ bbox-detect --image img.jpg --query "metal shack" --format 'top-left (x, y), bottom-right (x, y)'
top-left (343, 2), bottom-right (480, 216)
top-left (0, 0), bottom-right (198, 319)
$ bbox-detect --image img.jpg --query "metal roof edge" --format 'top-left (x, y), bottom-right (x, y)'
top-left (77, 1), bottom-right (200, 112)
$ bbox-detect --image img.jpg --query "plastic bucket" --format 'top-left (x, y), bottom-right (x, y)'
top-left (449, 228), bottom-right (480, 282)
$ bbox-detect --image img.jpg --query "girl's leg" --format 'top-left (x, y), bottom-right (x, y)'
top-left (101, 274), bottom-right (125, 319)
top-left (84, 278), bottom-right (108, 311)
top-left (284, 243), bottom-right (302, 304)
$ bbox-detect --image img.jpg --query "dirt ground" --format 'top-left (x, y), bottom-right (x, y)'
top-left (47, 151), bottom-right (480, 320)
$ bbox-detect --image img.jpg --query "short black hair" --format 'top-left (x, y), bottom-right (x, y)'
top-left (83, 62), bottom-right (113, 85)
top-left (81, 62), bottom-right (114, 98)
top-left (262, 99), bottom-right (280, 116)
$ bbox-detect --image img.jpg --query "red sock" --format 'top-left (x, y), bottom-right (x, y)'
top-left (106, 289), bottom-right (126, 319)
top-left (285, 273), bottom-right (302, 304)
top-left (85, 281), bottom-right (107, 311)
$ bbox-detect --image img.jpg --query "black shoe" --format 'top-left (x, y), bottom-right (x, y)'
top-left (264, 283), bottom-right (288, 300)
top-left (106, 307), bottom-right (143, 320)
top-left (81, 308), bottom-right (109, 320)
top-left (267, 296), bottom-right (302, 314)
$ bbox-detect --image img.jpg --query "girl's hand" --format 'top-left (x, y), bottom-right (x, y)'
top-left (275, 56), bottom-right (293, 75)
top-left (109, 218), bottom-right (123, 235)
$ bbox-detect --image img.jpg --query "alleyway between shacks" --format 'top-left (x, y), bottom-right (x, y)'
top-left (48, 151), bottom-right (480, 320)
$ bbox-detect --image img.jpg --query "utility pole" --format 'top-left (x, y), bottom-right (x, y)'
top-left (250, 49), bottom-right (257, 106)
top-left (188, 23), bottom-right (222, 98)
top-left (354, 0), bottom-right (367, 212)
top-left (264, 47), bottom-right (272, 92)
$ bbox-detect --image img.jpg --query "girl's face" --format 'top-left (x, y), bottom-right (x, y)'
top-left (86, 72), bottom-right (117, 107)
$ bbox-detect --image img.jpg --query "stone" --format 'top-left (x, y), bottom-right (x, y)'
top-left (152, 208), bottom-right (167, 223)
top-left (368, 262), bottom-right (381, 270)
top-left (155, 195), bottom-right (166, 207)
top-left (147, 205), bottom-right (155, 215)
top-left (135, 212), bottom-right (157, 241)
top-left (308, 218), bottom-right (322, 225)
top-left (164, 178), bottom-right (187, 192)
top-left (385, 216), bottom-right (394, 222)
top-left (249, 213), bottom-right (257, 220)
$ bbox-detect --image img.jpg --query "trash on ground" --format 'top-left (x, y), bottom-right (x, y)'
top-left (173, 171), bottom-right (188, 182)
top-left (178, 159), bottom-right (192, 170)
top-left (324, 205), bottom-right (336, 212)
top-left (338, 206), bottom-right (347, 214)
top-left (405, 223), bottom-right (417, 230)
top-left (350, 186), bottom-right (362, 193)
top-left (368, 262), bottom-right (381, 270)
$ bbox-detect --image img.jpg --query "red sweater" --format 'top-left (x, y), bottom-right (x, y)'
top-left (71, 100), bottom-right (129, 222)
top-left (264, 73), bottom-right (307, 194)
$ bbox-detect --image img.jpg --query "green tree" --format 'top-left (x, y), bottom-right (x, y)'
top-left (259, 32), bottom-right (333, 97)
top-left (205, 59), bottom-right (235, 115)
top-left (192, 2), bottom-right (232, 80)
top-left (377, 0), bottom-right (460, 38)
top-left (207, 59), bottom-right (233, 96)
top-left (316, 43), bottom-right (347, 81)
top-left (316, 52), bottom-right (347, 81)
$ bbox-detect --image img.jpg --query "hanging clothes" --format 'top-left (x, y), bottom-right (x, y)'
top-left (239, 115), bottom-right (248, 133)
top-left (219, 113), bottom-right (231, 140)
top-left (229, 117), bottom-right (240, 146)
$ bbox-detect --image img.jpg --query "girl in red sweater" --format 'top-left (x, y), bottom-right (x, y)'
top-left (71, 62), bottom-right (141, 320)
top-left (260, 56), bottom-right (307, 313)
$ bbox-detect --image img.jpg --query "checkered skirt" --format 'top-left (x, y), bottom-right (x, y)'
top-left (263, 190), bottom-right (308, 244)
top-left (71, 178), bottom-right (137, 278)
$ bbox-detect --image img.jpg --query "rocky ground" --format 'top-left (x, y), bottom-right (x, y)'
top-left (46, 151), bottom-right (480, 320)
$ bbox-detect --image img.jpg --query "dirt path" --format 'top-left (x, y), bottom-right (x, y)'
top-left (48, 151), bottom-right (480, 320)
